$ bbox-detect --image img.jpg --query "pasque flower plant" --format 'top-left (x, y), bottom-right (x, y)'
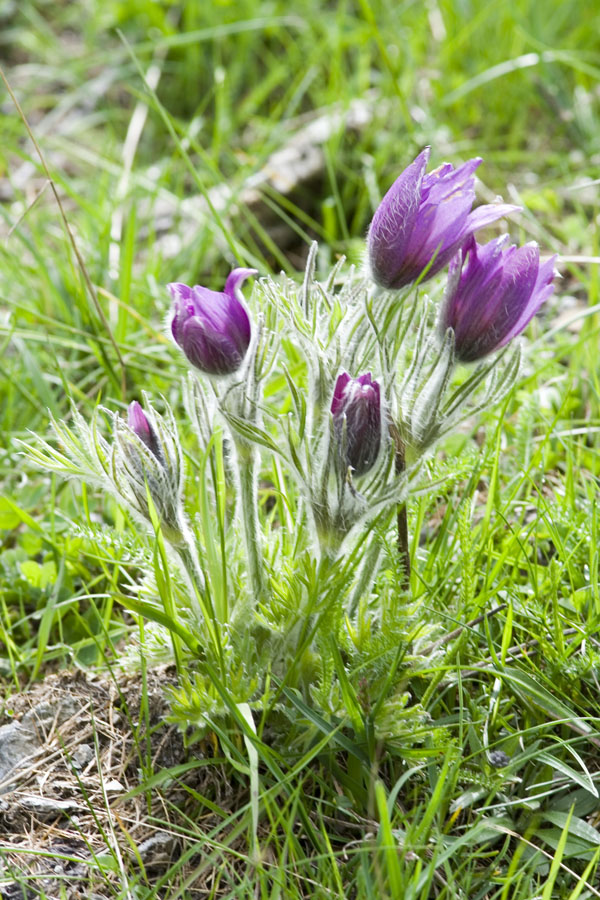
top-left (114, 397), bottom-right (186, 546)
top-left (440, 235), bottom-right (557, 363)
top-left (367, 146), bottom-right (519, 289)
top-left (128, 400), bottom-right (163, 462)
top-left (168, 268), bottom-right (257, 375)
top-left (331, 372), bottom-right (382, 476)
top-left (23, 147), bottom-right (558, 744)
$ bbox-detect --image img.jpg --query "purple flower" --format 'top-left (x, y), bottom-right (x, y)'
top-left (367, 147), bottom-right (520, 290)
top-left (128, 401), bottom-right (162, 461)
top-left (168, 268), bottom-right (257, 376)
top-left (441, 236), bottom-right (556, 363)
top-left (331, 373), bottom-right (382, 476)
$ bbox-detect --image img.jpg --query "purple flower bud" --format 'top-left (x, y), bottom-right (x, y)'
top-left (441, 236), bottom-right (557, 363)
top-left (168, 268), bottom-right (257, 376)
top-left (127, 401), bottom-right (163, 462)
top-left (367, 147), bottom-right (520, 290)
top-left (331, 373), bottom-right (382, 476)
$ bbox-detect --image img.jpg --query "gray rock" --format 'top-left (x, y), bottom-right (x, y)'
top-left (0, 694), bottom-right (83, 794)
top-left (70, 742), bottom-right (94, 770)
top-left (0, 719), bottom-right (41, 794)
top-left (11, 794), bottom-right (85, 821)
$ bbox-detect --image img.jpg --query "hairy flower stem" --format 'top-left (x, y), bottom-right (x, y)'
top-left (175, 532), bottom-right (206, 611)
top-left (349, 520), bottom-right (386, 615)
top-left (390, 424), bottom-right (410, 589)
top-left (175, 536), bottom-right (226, 668)
top-left (234, 438), bottom-right (267, 602)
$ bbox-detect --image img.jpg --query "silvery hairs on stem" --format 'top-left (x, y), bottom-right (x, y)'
top-left (20, 393), bottom-right (187, 546)
top-left (227, 244), bottom-right (419, 557)
top-left (175, 275), bottom-right (280, 606)
top-left (392, 298), bottom-right (522, 456)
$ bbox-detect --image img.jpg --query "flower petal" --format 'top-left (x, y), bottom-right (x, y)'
top-left (367, 148), bottom-right (430, 288)
top-left (442, 238), bottom-right (554, 362)
top-left (499, 252), bottom-right (556, 346)
top-left (167, 270), bottom-right (255, 375)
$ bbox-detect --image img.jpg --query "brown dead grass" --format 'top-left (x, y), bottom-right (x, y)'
top-left (0, 667), bottom-right (245, 899)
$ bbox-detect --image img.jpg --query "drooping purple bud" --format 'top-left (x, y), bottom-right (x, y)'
top-left (168, 268), bottom-right (257, 376)
top-left (331, 372), bottom-right (382, 476)
top-left (441, 235), bottom-right (556, 363)
top-left (127, 401), bottom-right (162, 462)
top-left (367, 147), bottom-right (520, 290)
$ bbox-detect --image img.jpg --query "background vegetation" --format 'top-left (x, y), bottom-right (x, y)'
top-left (1, 0), bottom-right (600, 896)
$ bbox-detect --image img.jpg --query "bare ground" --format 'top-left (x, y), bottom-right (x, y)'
top-left (0, 667), bottom-right (243, 899)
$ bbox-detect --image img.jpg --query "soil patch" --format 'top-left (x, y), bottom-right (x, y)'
top-left (0, 667), bottom-right (238, 899)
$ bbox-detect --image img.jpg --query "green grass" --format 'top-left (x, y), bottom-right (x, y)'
top-left (1, 0), bottom-right (600, 897)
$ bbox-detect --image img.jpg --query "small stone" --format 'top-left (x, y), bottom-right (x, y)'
top-left (137, 832), bottom-right (176, 863)
top-left (104, 779), bottom-right (124, 793)
top-left (16, 795), bottom-right (84, 821)
top-left (489, 750), bottom-right (511, 768)
top-left (71, 743), bottom-right (94, 770)
top-left (0, 721), bottom-right (40, 794)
